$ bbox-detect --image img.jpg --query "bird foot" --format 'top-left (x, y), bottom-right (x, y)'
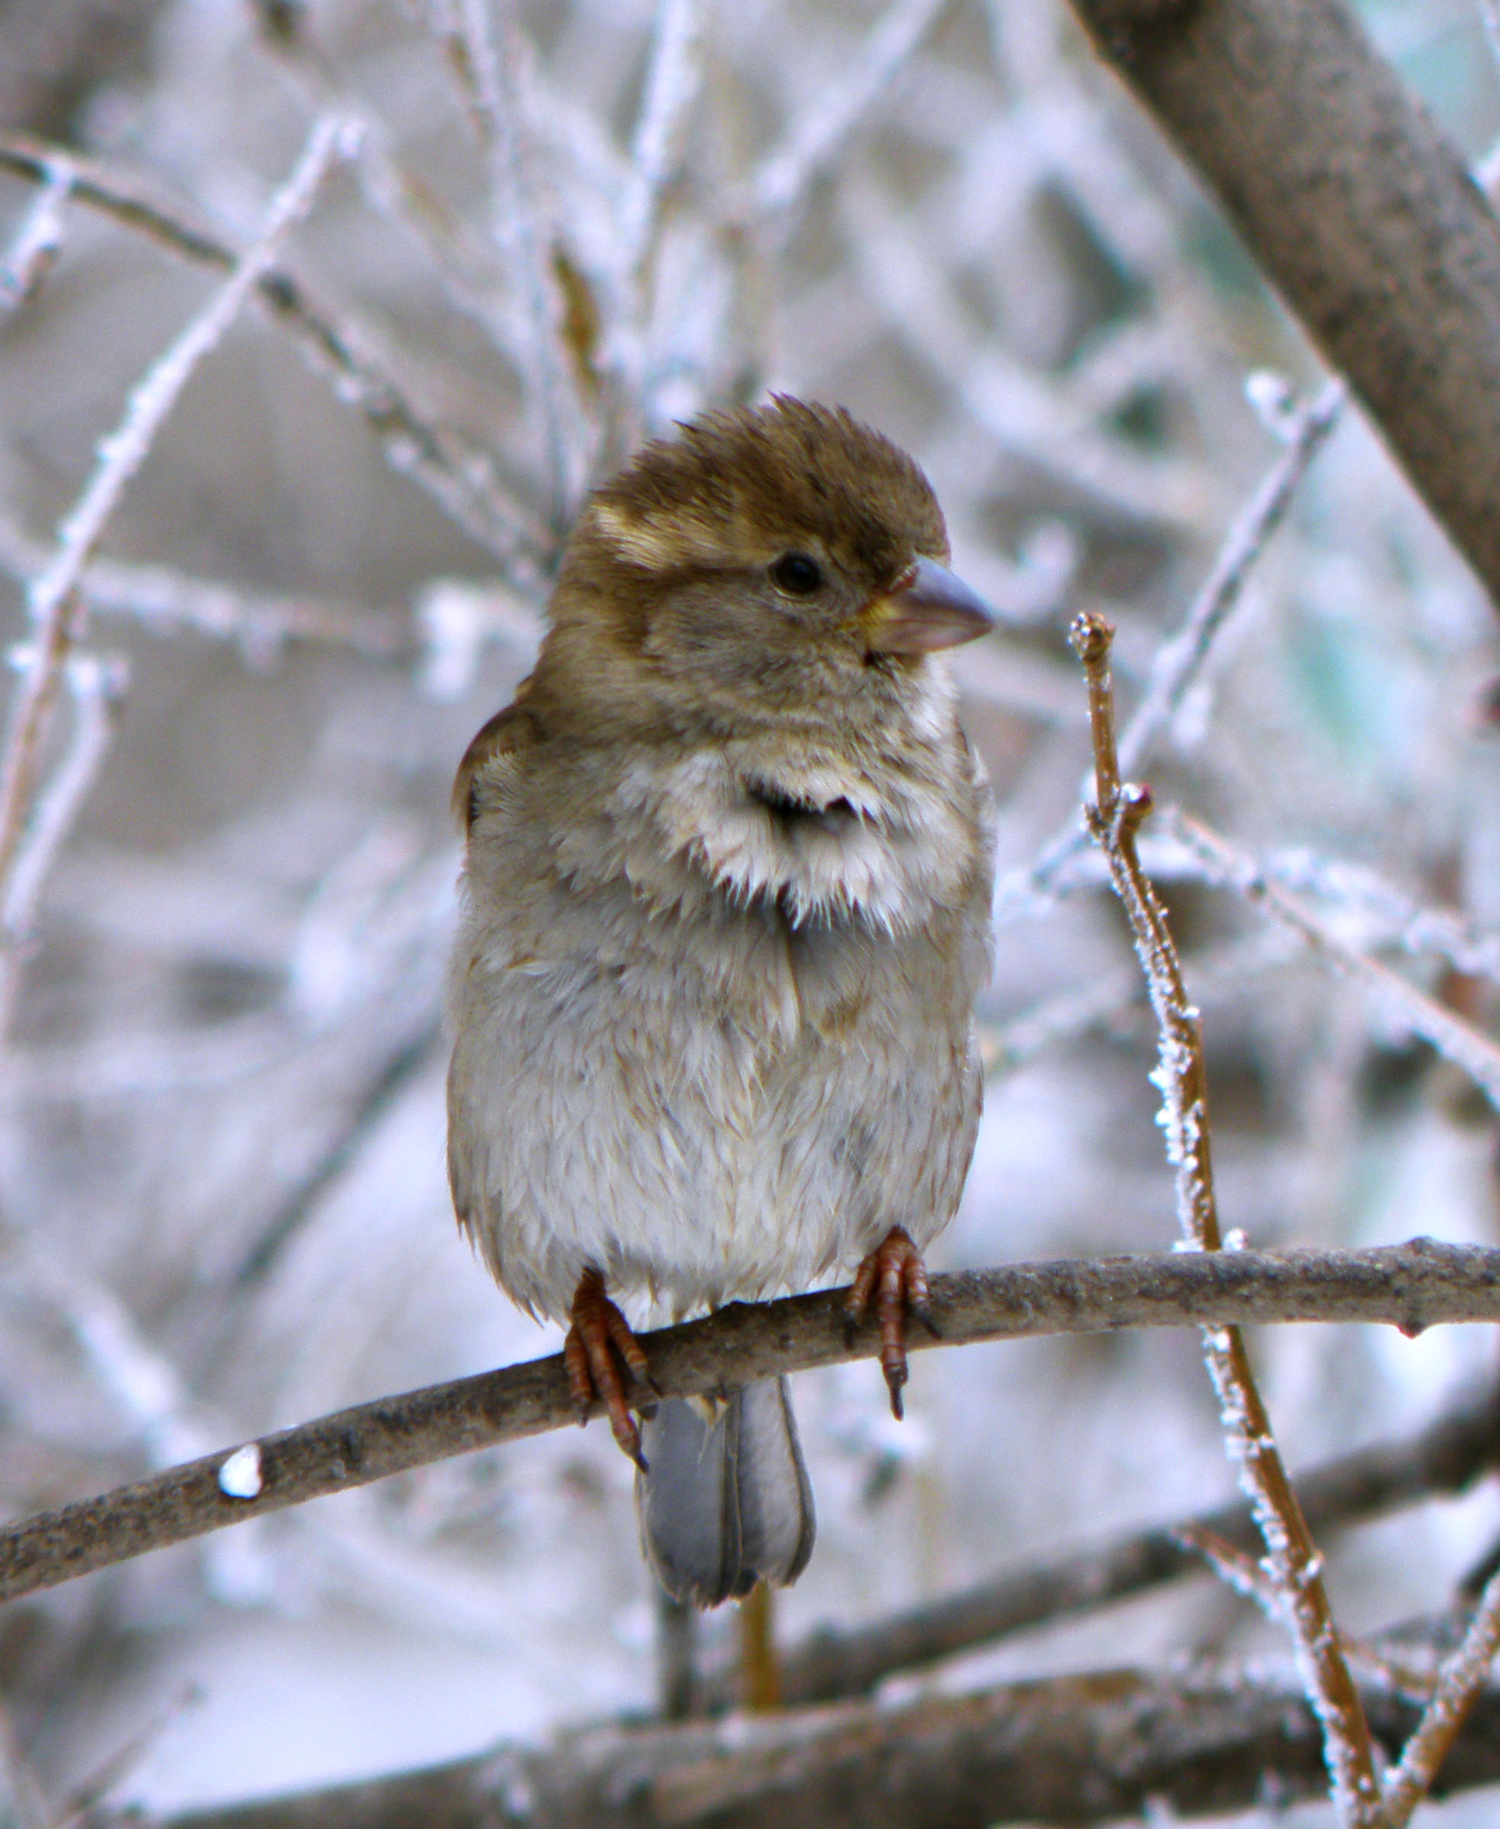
top-left (564, 1268), bottom-right (657, 1470)
top-left (843, 1227), bottom-right (941, 1420)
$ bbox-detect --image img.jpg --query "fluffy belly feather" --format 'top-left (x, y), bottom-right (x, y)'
top-left (447, 923), bottom-right (980, 1324)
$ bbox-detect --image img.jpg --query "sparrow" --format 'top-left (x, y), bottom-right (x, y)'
top-left (446, 397), bottom-right (996, 1607)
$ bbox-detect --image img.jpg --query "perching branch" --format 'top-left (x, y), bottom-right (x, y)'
top-left (1060, 0), bottom-right (1500, 608)
top-left (4, 1239), bottom-right (1500, 1608)
top-left (1070, 609), bottom-right (1384, 1824)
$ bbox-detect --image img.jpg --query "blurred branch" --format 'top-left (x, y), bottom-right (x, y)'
top-left (1171, 810), bottom-right (1500, 1112)
top-left (444, 0), bottom-right (583, 522)
top-left (4, 1238), bottom-right (1500, 1606)
top-left (620, 0), bottom-right (702, 294)
top-left (0, 519), bottom-right (408, 664)
top-left (999, 375), bottom-right (1343, 918)
top-left (1070, 609), bottom-right (1382, 1823)
top-left (731, 1385), bottom-right (1500, 1708)
top-left (0, 116), bottom-right (352, 1025)
top-left (1062, 0), bottom-right (1500, 607)
top-left (0, 651), bottom-right (126, 1027)
top-left (0, 148), bottom-right (70, 314)
top-left (1381, 1569), bottom-right (1500, 1825)
top-left (0, 129), bottom-right (550, 571)
top-left (748, 0), bottom-right (950, 230)
top-left (149, 1651), bottom-right (1500, 1829)
top-left (1115, 376), bottom-right (1345, 777)
top-left (978, 929), bottom-right (1297, 1077)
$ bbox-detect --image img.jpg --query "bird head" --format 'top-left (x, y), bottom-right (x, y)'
top-left (535, 396), bottom-right (994, 759)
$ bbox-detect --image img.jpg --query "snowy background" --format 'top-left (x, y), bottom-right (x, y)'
top-left (3, 0), bottom-right (1500, 1821)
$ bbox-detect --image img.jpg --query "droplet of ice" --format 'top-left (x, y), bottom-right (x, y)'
top-left (218, 1443), bottom-right (264, 1500)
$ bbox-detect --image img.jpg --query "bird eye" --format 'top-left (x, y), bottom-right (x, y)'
top-left (769, 552), bottom-right (824, 596)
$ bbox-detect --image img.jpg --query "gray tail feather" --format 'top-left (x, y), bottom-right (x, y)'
top-left (636, 1376), bottom-right (815, 1609)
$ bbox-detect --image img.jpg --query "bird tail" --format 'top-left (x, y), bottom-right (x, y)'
top-left (636, 1376), bottom-right (815, 1609)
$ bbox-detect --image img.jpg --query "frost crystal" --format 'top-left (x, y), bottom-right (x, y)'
top-left (218, 1443), bottom-right (264, 1500)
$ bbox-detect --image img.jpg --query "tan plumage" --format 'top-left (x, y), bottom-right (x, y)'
top-left (446, 397), bottom-right (996, 1604)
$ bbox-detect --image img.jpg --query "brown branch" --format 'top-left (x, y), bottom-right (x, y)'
top-left (4, 1241), bottom-right (1500, 1608)
top-left (737, 1386), bottom-right (1500, 1708)
top-left (147, 1652), bottom-right (1500, 1829)
top-left (1060, 0), bottom-right (1500, 606)
top-left (1070, 609), bottom-right (1383, 1822)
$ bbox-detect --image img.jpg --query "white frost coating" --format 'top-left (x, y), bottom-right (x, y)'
top-left (218, 1443), bottom-right (264, 1500)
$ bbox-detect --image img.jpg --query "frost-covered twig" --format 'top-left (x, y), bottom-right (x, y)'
top-left (0, 152), bottom-right (72, 314)
top-left (1115, 376), bottom-right (1345, 778)
top-left (1257, 847), bottom-right (1500, 988)
top-left (446, 0), bottom-right (582, 523)
top-left (1069, 609), bottom-right (1384, 1827)
top-left (608, 0), bottom-right (703, 440)
top-left (4, 1237), bottom-right (1500, 1607)
top-left (979, 929), bottom-right (1297, 1078)
top-left (0, 130), bottom-right (547, 570)
top-left (1380, 1568), bottom-right (1500, 1826)
top-left (620, 0), bottom-right (702, 292)
top-left (996, 379), bottom-right (1339, 924)
top-left (0, 118), bottom-right (353, 977)
top-left (0, 519), bottom-right (409, 664)
top-left (0, 653), bottom-right (126, 1029)
top-left (1171, 812), bottom-right (1500, 1113)
top-left (749, 0), bottom-right (951, 229)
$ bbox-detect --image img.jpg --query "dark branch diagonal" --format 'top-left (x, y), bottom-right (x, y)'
top-left (3, 1239), bottom-right (1499, 1607)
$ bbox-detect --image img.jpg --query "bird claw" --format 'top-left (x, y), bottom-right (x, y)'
top-left (565, 1268), bottom-right (653, 1470)
top-left (843, 1227), bottom-right (934, 1421)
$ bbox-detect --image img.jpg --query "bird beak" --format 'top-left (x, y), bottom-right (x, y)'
top-left (862, 556), bottom-right (996, 656)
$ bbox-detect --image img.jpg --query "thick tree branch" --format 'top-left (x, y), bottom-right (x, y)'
top-left (1060, 0), bottom-right (1500, 604)
top-left (151, 1651), bottom-right (1500, 1829)
top-left (4, 1240), bottom-right (1500, 1607)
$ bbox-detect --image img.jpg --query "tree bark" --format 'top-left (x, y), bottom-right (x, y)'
top-left (1063, 0), bottom-right (1500, 605)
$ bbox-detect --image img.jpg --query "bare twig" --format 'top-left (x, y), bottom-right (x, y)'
top-left (709, 1386), bottom-right (1500, 1708)
top-left (0, 116), bottom-right (353, 993)
top-left (607, 0), bottom-right (704, 444)
top-left (0, 130), bottom-right (548, 570)
top-left (1170, 811), bottom-right (1500, 1112)
top-left (979, 929), bottom-right (1298, 1078)
top-left (3, 1239), bottom-right (1500, 1608)
top-left (1258, 848), bottom-right (1500, 986)
top-left (1069, 610), bottom-right (1383, 1825)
